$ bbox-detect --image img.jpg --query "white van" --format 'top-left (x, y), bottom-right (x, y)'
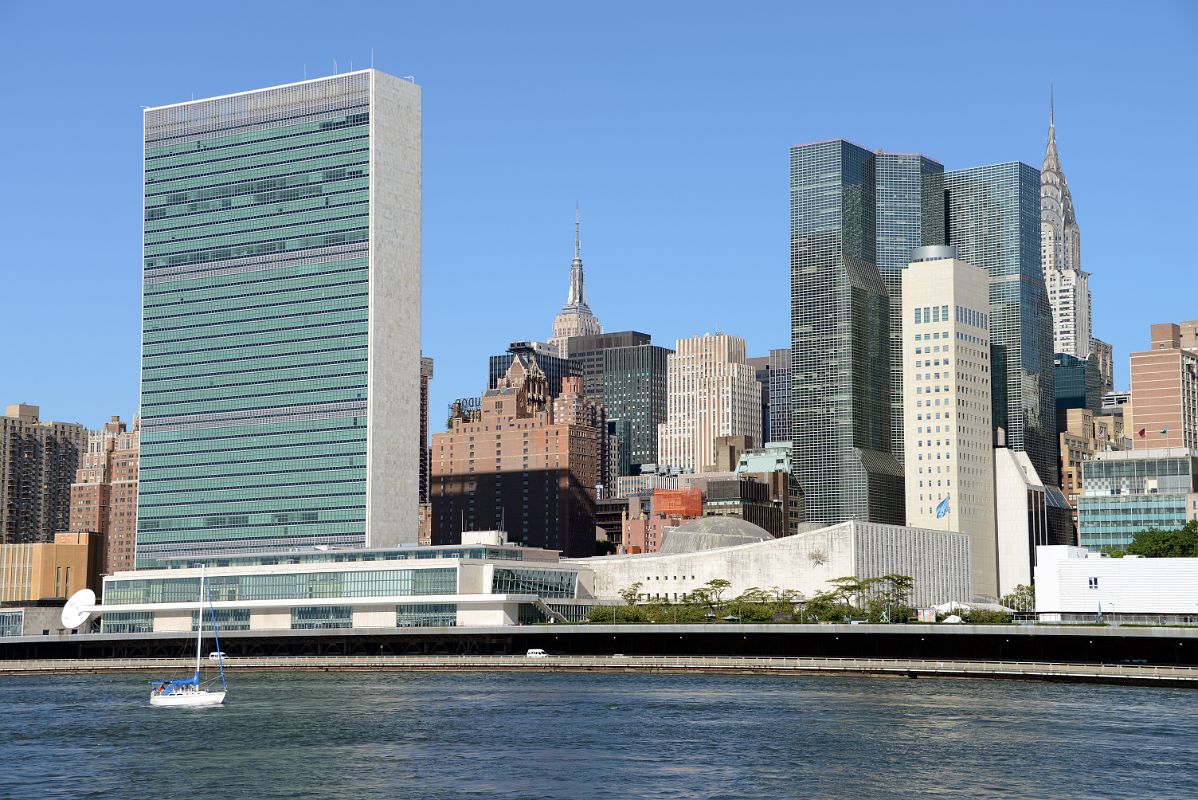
top-left (525, 648), bottom-right (548, 658)
top-left (208, 651), bottom-right (226, 660)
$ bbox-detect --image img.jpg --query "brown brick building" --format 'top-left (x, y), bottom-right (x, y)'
top-left (431, 360), bottom-right (600, 556)
top-left (68, 416), bottom-right (139, 573)
top-left (1130, 323), bottom-right (1198, 451)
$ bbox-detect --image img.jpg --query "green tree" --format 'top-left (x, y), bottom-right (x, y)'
top-left (619, 582), bottom-right (644, 606)
top-left (1001, 584), bottom-right (1035, 612)
top-left (1126, 521), bottom-right (1198, 558)
top-left (689, 578), bottom-right (732, 617)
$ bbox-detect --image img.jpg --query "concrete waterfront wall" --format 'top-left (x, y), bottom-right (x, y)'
top-left (4, 624), bottom-right (1198, 668)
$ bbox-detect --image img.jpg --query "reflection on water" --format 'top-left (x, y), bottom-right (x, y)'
top-left (2, 671), bottom-right (1195, 799)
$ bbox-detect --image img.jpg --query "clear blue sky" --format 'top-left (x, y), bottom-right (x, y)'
top-left (1, 1), bottom-right (1195, 431)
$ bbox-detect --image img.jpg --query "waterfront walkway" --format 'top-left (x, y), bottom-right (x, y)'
top-left (3, 654), bottom-right (1196, 685)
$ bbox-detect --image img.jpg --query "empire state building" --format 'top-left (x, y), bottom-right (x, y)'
top-left (549, 209), bottom-right (601, 356)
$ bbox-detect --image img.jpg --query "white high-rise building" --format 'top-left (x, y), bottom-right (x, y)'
top-left (901, 246), bottom-right (998, 600)
top-left (657, 333), bottom-right (762, 474)
top-left (1041, 92), bottom-right (1091, 358)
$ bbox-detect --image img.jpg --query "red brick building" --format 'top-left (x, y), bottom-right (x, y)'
top-left (69, 416), bottom-right (139, 573)
top-left (431, 359), bottom-right (601, 556)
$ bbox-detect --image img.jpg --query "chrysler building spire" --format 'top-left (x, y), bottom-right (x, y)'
top-left (550, 206), bottom-right (601, 357)
top-left (1040, 87), bottom-right (1092, 358)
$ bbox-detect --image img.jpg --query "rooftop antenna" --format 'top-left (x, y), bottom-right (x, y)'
top-left (575, 203), bottom-right (581, 260)
top-left (371, 48), bottom-right (375, 68)
top-left (303, 63), bottom-right (307, 80)
top-left (333, 58), bottom-right (338, 74)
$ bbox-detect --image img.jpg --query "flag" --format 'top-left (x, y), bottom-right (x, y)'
top-left (1138, 428), bottom-right (1146, 438)
top-left (935, 495), bottom-right (950, 519)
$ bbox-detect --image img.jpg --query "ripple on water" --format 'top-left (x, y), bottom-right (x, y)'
top-left (1, 671), bottom-right (1197, 799)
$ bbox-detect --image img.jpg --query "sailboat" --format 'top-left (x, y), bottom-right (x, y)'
top-left (150, 566), bottom-right (228, 707)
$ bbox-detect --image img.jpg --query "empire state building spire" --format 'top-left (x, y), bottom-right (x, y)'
top-left (550, 206), bottom-right (601, 356)
top-left (566, 206), bottom-right (587, 306)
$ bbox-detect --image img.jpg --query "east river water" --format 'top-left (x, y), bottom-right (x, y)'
top-left (1, 670), bottom-right (1195, 799)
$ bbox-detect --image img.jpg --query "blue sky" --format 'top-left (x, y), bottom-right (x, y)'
top-left (1, 1), bottom-right (1195, 430)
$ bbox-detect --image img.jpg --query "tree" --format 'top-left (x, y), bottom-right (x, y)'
top-left (690, 578), bottom-right (732, 617)
top-left (1126, 521), bottom-right (1198, 558)
top-left (619, 582), bottom-right (643, 606)
top-left (1001, 584), bottom-right (1035, 612)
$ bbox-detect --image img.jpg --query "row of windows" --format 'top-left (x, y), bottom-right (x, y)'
top-left (105, 568), bottom-right (457, 605)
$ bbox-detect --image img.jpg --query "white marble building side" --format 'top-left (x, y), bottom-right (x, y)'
top-left (366, 71), bottom-right (422, 547)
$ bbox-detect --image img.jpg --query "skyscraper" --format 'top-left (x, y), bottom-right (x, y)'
top-left (137, 70), bottom-right (421, 565)
top-left (431, 361), bottom-right (600, 557)
top-left (566, 331), bottom-right (651, 399)
top-left (767, 348), bottom-right (791, 445)
top-left (0, 404), bottom-right (86, 545)
top-left (945, 162), bottom-right (1059, 487)
top-left (789, 140), bottom-right (904, 525)
top-left (874, 153), bottom-right (945, 462)
top-left (420, 356), bottom-right (434, 505)
top-left (901, 246), bottom-right (997, 600)
top-left (946, 161), bottom-right (1071, 545)
top-left (549, 209), bottom-right (601, 356)
top-left (658, 333), bottom-right (762, 474)
top-left (69, 416), bottom-right (139, 573)
top-left (601, 341), bottom-right (672, 473)
top-left (1090, 337), bottom-right (1114, 395)
top-left (1041, 94), bottom-right (1092, 359)
top-left (1130, 323), bottom-right (1198, 451)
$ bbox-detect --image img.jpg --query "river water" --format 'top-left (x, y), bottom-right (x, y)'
top-left (1, 670), bottom-right (1194, 799)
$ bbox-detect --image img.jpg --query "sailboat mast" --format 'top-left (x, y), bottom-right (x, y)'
top-left (195, 564), bottom-right (205, 682)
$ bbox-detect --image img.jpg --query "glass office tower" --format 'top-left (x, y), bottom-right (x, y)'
top-left (602, 343), bottom-right (672, 472)
top-left (789, 140), bottom-right (903, 525)
top-left (945, 163), bottom-right (1058, 487)
top-left (137, 71), bottom-right (421, 565)
top-left (874, 154), bottom-right (945, 463)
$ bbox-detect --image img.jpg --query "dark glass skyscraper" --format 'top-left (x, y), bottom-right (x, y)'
top-left (875, 154), bottom-right (945, 461)
top-left (767, 348), bottom-right (791, 444)
top-left (945, 163), bottom-right (1059, 487)
top-left (601, 342), bottom-right (671, 472)
top-left (789, 140), bottom-right (903, 525)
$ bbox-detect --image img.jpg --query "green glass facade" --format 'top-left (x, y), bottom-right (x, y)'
top-left (137, 72), bottom-right (419, 566)
top-left (105, 567), bottom-right (457, 605)
top-left (601, 343), bottom-right (671, 472)
top-left (945, 163), bottom-right (1059, 486)
top-left (789, 140), bottom-right (904, 525)
top-left (1079, 453), bottom-right (1198, 549)
top-left (875, 154), bottom-right (945, 463)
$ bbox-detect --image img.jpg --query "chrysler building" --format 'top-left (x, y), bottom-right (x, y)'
top-left (1041, 91), bottom-right (1092, 358)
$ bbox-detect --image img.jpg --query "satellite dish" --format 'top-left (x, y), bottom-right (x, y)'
top-left (61, 588), bottom-right (96, 629)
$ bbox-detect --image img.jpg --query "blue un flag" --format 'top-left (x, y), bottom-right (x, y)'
top-left (935, 495), bottom-right (950, 519)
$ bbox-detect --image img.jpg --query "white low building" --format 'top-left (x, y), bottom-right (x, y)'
top-left (1035, 545), bottom-right (1198, 624)
top-left (92, 532), bottom-right (596, 633)
top-left (567, 520), bottom-right (970, 608)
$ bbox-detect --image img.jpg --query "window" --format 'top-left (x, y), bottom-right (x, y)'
top-left (1088, 577), bottom-right (1099, 589)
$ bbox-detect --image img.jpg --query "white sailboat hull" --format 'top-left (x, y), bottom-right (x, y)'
top-left (150, 690), bottom-right (226, 707)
